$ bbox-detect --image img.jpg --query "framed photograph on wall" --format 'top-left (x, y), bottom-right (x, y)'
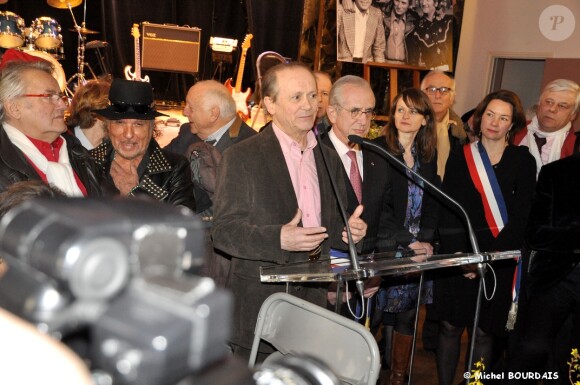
top-left (336, 0), bottom-right (455, 71)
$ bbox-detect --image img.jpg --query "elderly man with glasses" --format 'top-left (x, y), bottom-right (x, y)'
top-left (420, 71), bottom-right (468, 180)
top-left (0, 58), bottom-right (101, 196)
top-left (91, 79), bottom-right (195, 210)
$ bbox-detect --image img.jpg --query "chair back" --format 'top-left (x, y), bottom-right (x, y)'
top-left (248, 293), bottom-right (381, 385)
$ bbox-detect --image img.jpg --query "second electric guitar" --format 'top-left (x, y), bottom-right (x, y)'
top-left (124, 23), bottom-right (150, 82)
top-left (225, 34), bottom-right (253, 121)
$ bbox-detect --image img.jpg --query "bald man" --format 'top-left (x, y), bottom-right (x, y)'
top-left (420, 71), bottom-right (467, 180)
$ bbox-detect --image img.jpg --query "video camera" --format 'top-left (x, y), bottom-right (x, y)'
top-left (0, 198), bottom-right (340, 385)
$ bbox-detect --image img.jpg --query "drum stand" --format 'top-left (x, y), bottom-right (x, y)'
top-left (64, 1), bottom-right (96, 96)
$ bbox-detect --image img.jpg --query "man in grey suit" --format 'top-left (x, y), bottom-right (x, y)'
top-left (165, 80), bottom-right (256, 284)
top-left (212, 62), bottom-right (368, 360)
top-left (337, 0), bottom-right (386, 63)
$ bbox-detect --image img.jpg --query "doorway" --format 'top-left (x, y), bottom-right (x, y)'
top-left (490, 58), bottom-right (545, 114)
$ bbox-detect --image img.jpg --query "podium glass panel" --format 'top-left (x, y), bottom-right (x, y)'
top-left (260, 250), bottom-right (520, 283)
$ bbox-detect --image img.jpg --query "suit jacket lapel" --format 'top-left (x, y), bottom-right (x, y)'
top-left (344, 11), bottom-right (356, 58)
top-left (259, 125), bottom-right (299, 217)
top-left (320, 133), bottom-right (358, 212)
top-left (364, 11), bottom-right (378, 54)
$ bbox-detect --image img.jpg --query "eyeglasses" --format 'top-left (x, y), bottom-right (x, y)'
top-left (111, 102), bottom-right (154, 114)
top-left (20, 93), bottom-right (69, 105)
top-left (335, 104), bottom-right (375, 120)
top-left (423, 86), bottom-right (453, 96)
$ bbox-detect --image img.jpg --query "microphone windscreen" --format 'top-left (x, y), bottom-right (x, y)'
top-left (348, 135), bottom-right (364, 145)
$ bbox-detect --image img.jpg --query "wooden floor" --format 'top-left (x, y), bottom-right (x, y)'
top-left (377, 305), bottom-right (469, 385)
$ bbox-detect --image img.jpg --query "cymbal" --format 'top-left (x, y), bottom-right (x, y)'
top-left (69, 27), bottom-right (100, 35)
top-left (47, 0), bottom-right (82, 9)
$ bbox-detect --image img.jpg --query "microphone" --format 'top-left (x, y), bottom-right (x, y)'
top-left (349, 135), bottom-right (485, 379)
top-left (315, 131), bottom-right (366, 298)
top-left (348, 135), bottom-right (480, 254)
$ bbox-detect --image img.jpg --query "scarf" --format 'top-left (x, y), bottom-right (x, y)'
top-left (3, 124), bottom-right (84, 197)
top-left (525, 116), bottom-right (571, 174)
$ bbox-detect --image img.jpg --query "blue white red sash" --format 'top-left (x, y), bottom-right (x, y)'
top-left (463, 141), bottom-right (508, 237)
top-left (464, 142), bottom-right (520, 329)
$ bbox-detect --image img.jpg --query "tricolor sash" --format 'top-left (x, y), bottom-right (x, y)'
top-left (463, 141), bottom-right (508, 237)
top-left (464, 142), bottom-right (520, 330)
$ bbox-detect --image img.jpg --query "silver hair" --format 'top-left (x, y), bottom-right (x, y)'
top-left (195, 80), bottom-right (236, 119)
top-left (329, 75), bottom-right (374, 106)
top-left (420, 70), bottom-right (456, 91)
top-left (0, 60), bottom-right (54, 122)
top-left (540, 78), bottom-right (580, 114)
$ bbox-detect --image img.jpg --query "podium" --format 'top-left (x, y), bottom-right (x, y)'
top-left (260, 250), bottom-right (519, 283)
top-left (260, 250), bottom-right (520, 384)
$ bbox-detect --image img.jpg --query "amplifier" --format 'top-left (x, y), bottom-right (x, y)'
top-left (141, 23), bottom-right (201, 74)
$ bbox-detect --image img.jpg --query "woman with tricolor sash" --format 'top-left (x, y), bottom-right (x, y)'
top-left (431, 90), bottom-right (536, 385)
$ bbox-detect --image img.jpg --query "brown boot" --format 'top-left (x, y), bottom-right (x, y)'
top-left (389, 331), bottom-right (413, 385)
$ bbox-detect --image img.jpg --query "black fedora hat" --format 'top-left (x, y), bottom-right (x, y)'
top-left (93, 79), bottom-right (168, 120)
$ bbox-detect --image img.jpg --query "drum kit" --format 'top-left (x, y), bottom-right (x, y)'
top-left (0, 0), bottom-right (102, 94)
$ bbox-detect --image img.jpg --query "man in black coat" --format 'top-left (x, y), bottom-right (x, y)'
top-left (164, 80), bottom-right (256, 217)
top-left (164, 80), bottom-right (256, 285)
top-left (322, 75), bottom-right (394, 256)
top-left (505, 152), bottom-right (580, 383)
top-left (91, 79), bottom-right (195, 210)
top-left (0, 59), bottom-right (100, 196)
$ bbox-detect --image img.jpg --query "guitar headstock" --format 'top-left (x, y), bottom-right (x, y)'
top-left (241, 34), bottom-right (253, 50)
top-left (131, 23), bottom-right (140, 39)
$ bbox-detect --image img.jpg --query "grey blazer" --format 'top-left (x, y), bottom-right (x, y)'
top-left (212, 124), bottom-right (348, 350)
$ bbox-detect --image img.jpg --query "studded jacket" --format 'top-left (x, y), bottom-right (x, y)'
top-left (0, 127), bottom-right (101, 196)
top-left (91, 139), bottom-right (196, 211)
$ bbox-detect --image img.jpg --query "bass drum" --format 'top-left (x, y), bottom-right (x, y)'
top-left (0, 11), bottom-right (25, 48)
top-left (22, 50), bottom-right (67, 91)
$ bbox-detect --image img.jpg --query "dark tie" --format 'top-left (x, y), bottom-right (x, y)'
top-left (204, 139), bottom-right (216, 146)
top-left (533, 133), bottom-right (547, 153)
top-left (347, 150), bottom-right (363, 203)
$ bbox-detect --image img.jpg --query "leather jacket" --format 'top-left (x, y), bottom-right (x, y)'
top-left (91, 139), bottom-right (196, 211)
top-left (0, 126), bottom-right (101, 196)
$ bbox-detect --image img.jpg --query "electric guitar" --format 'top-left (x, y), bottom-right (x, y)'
top-left (224, 34), bottom-right (253, 121)
top-left (124, 23), bottom-right (150, 82)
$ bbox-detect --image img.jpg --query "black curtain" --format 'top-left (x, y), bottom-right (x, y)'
top-left (1, 0), bottom-right (304, 101)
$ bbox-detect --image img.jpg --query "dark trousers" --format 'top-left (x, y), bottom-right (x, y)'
top-left (504, 267), bottom-right (580, 384)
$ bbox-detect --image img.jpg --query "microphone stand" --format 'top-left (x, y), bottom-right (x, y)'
top-left (348, 135), bottom-right (484, 382)
top-left (315, 131), bottom-right (366, 300)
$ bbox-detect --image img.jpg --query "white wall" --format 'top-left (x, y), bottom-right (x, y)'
top-left (454, 0), bottom-right (580, 115)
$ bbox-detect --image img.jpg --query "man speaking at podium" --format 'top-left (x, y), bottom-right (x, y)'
top-left (212, 62), bottom-right (368, 360)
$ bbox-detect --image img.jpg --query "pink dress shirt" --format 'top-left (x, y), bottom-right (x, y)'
top-left (273, 124), bottom-right (322, 227)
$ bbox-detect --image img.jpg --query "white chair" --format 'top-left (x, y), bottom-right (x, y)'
top-left (248, 293), bottom-right (381, 385)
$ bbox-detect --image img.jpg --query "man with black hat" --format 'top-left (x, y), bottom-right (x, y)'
top-left (91, 79), bottom-right (195, 210)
